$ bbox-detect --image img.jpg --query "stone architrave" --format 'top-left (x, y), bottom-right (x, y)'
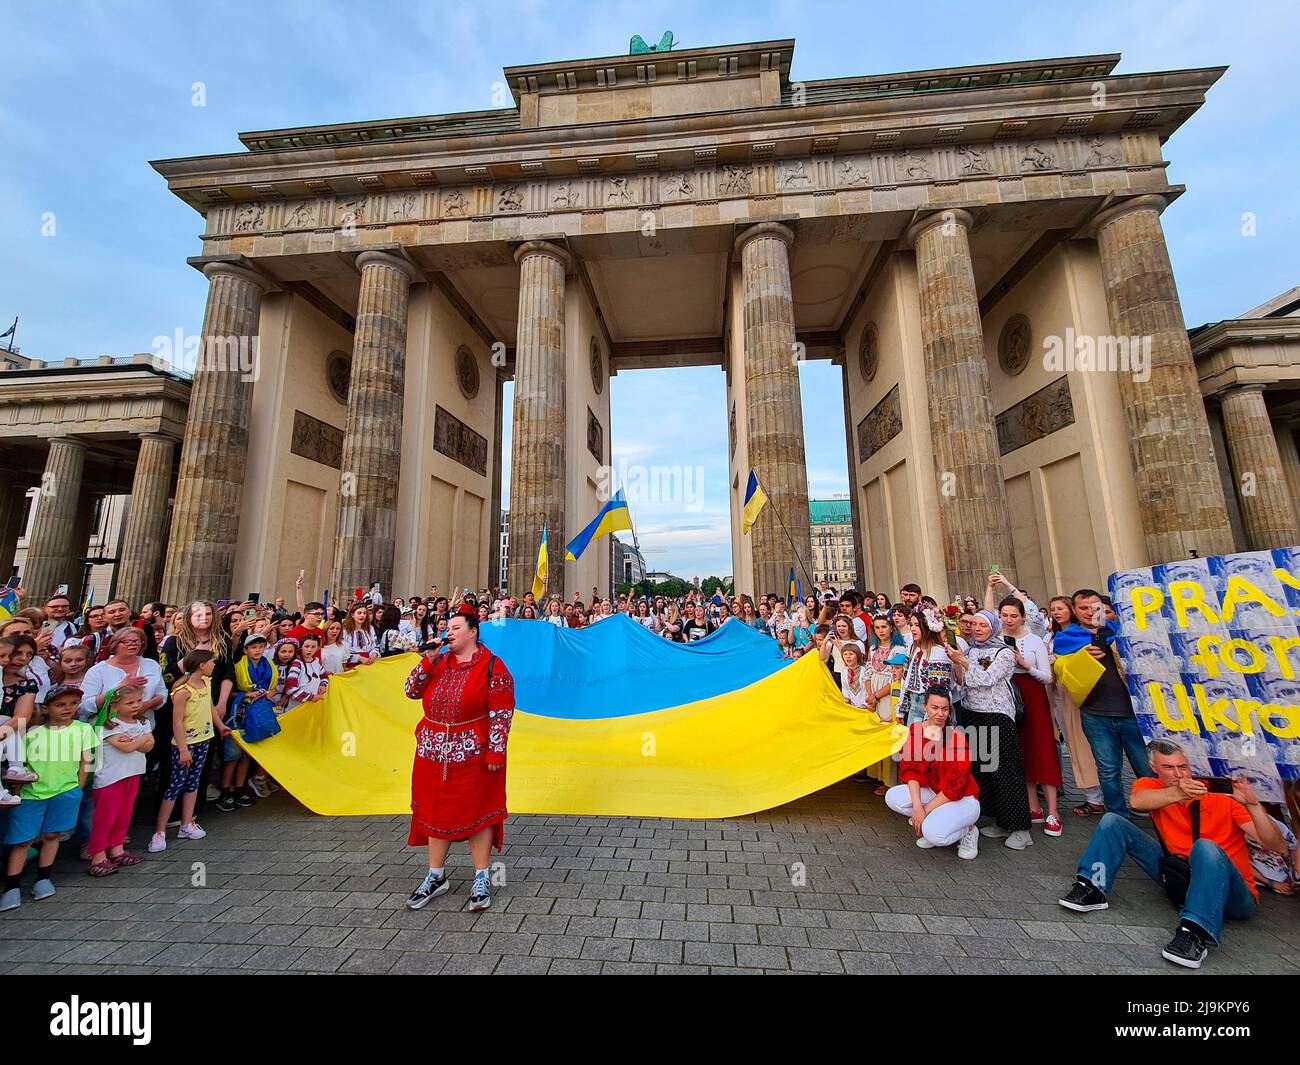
top-left (907, 209), bottom-right (1015, 599)
top-left (23, 437), bottom-right (87, 603)
top-left (734, 222), bottom-right (812, 598)
top-left (117, 433), bottom-right (177, 607)
top-left (161, 261), bottom-right (269, 604)
top-left (1219, 385), bottom-right (1299, 551)
top-left (508, 240), bottom-right (571, 601)
top-left (1091, 195), bottom-right (1233, 561)
top-left (331, 250), bottom-right (420, 598)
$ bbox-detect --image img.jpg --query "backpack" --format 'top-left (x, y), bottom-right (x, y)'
top-left (241, 695), bottom-right (281, 743)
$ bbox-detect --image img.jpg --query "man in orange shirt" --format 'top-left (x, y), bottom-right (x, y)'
top-left (1057, 738), bottom-right (1286, 969)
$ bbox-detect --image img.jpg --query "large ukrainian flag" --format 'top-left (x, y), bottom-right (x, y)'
top-left (741, 470), bottom-right (767, 534)
top-left (565, 489), bottom-right (632, 561)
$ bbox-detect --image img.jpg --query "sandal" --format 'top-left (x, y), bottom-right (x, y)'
top-left (873, 784), bottom-right (889, 796)
top-left (109, 852), bottom-right (145, 867)
top-left (88, 861), bottom-right (118, 877)
top-left (1072, 802), bottom-right (1104, 817)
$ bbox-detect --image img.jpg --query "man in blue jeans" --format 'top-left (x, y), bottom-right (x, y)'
top-left (1059, 739), bottom-right (1286, 968)
top-left (1070, 589), bottom-right (1148, 818)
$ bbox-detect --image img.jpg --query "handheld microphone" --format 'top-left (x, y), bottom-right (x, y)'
top-left (417, 633), bottom-right (452, 653)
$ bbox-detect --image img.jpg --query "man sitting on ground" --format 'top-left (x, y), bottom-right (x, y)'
top-left (1058, 738), bottom-right (1287, 969)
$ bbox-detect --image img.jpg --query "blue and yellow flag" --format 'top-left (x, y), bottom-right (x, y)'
top-left (532, 524), bottom-right (549, 601)
top-left (786, 567), bottom-right (802, 609)
top-left (741, 471), bottom-right (767, 535)
top-left (565, 491), bottom-right (632, 561)
top-left (0, 588), bottom-right (18, 623)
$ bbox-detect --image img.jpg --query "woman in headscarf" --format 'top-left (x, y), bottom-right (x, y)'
top-left (947, 610), bottom-right (1033, 851)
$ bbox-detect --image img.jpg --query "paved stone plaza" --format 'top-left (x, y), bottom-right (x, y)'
top-left (5, 782), bottom-right (1296, 976)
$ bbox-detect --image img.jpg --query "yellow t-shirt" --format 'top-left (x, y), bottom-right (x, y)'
top-left (172, 676), bottom-right (215, 746)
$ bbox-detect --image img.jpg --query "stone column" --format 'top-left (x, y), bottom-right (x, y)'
top-left (1092, 195), bottom-right (1233, 561)
top-left (488, 369), bottom-right (505, 591)
top-left (1273, 421), bottom-right (1300, 533)
top-left (0, 482), bottom-right (30, 578)
top-left (507, 240), bottom-right (570, 601)
top-left (23, 437), bottom-right (87, 602)
top-left (117, 433), bottom-right (176, 607)
top-left (330, 251), bottom-right (419, 598)
top-left (839, 358), bottom-right (867, 591)
top-left (1218, 386), bottom-right (1299, 550)
top-left (161, 261), bottom-right (268, 604)
top-left (735, 222), bottom-right (812, 599)
top-left (907, 209), bottom-right (1014, 599)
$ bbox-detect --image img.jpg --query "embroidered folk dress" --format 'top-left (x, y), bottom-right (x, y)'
top-left (405, 645), bottom-right (515, 850)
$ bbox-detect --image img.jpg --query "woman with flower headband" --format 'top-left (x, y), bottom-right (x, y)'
top-left (403, 603), bottom-right (516, 913)
top-left (947, 610), bottom-right (1034, 850)
top-left (899, 607), bottom-right (953, 726)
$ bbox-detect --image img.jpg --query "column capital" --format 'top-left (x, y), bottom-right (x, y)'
top-left (199, 258), bottom-right (272, 293)
top-left (513, 239), bottom-right (572, 272)
top-left (904, 208), bottom-right (974, 247)
top-left (354, 249), bottom-right (422, 283)
top-left (47, 435), bottom-right (88, 452)
top-left (734, 221), bottom-right (794, 256)
top-left (1085, 193), bottom-right (1170, 237)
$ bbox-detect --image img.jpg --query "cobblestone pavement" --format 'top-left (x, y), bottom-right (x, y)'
top-left (4, 781), bottom-right (1297, 975)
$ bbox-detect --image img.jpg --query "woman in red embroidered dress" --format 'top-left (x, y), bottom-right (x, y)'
top-left (402, 605), bottom-right (515, 912)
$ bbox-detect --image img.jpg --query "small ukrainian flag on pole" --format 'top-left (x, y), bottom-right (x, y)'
top-left (532, 523), bottom-right (549, 601)
top-left (565, 490), bottom-right (633, 561)
top-left (741, 470), bottom-right (768, 535)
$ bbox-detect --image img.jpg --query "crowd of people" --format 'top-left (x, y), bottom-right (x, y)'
top-left (0, 569), bottom-right (1294, 969)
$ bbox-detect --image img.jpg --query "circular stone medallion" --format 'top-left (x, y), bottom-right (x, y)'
top-left (326, 350), bottom-right (352, 404)
top-left (456, 345), bottom-right (480, 400)
top-left (859, 323), bottom-right (879, 382)
top-left (590, 337), bottom-right (604, 394)
top-left (998, 314), bottom-right (1033, 377)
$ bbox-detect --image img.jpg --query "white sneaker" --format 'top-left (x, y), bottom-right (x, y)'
top-left (958, 825), bottom-right (979, 860)
top-left (1005, 830), bottom-right (1034, 851)
top-left (979, 824), bottom-right (1010, 839)
top-left (0, 792), bottom-right (20, 806)
top-left (248, 777), bottom-right (271, 799)
top-left (915, 836), bottom-right (936, 849)
top-left (177, 822), bottom-right (206, 841)
top-left (147, 832), bottom-right (167, 853)
top-left (205, 784), bottom-right (222, 802)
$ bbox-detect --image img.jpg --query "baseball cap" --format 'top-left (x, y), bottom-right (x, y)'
top-left (42, 683), bottom-right (84, 704)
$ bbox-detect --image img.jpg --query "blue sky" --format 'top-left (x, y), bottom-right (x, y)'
top-left (3, 1), bottom-right (1297, 580)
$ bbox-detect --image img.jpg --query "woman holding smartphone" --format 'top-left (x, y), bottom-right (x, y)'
top-left (999, 596), bottom-right (1061, 837)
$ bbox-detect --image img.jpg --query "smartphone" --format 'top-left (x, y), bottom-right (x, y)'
top-left (1003, 635), bottom-right (1016, 647)
top-left (4, 576), bottom-right (19, 590)
top-left (1090, 632), bottom-right (1109, 651)
top-left (248, 592), bottom-right (261, 605)
top-left (1203, 778), bottom-right (1234, 795)
top-left (989, 564), bottom-right (999, 576)
top-left (244, 609), bottom-right (256, 620)
top-left (217, 599), bottom-right (230, 609)
top-left (56, 583), bottom-right (69, 595)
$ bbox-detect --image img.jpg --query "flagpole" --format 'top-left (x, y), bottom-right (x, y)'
top-left (621, 481), bottom-right (649, 599)
top-left (756, 474), bottom-right (818, 596)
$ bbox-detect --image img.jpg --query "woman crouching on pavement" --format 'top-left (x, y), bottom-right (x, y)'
top-left (885, 686), bottom-right (981, 859)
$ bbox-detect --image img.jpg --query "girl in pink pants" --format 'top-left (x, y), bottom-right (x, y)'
top-left (86, 686), bottom-right (154, 877)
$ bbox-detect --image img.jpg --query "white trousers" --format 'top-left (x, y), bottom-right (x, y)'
top-left (885, 785), bottom-right (981, 847)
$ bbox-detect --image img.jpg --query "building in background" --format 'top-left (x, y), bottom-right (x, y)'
top-left (611, 534), bottom-right (647, 590)
top-left (810, 497), bottom-right (855, 591)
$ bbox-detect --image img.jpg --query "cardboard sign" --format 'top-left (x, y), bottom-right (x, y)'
top-left (1108, 548), bottom-right (1300, 803)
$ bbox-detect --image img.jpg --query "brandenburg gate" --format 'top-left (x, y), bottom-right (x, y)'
top-left (141, 37), bottom-right (1262, 606)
